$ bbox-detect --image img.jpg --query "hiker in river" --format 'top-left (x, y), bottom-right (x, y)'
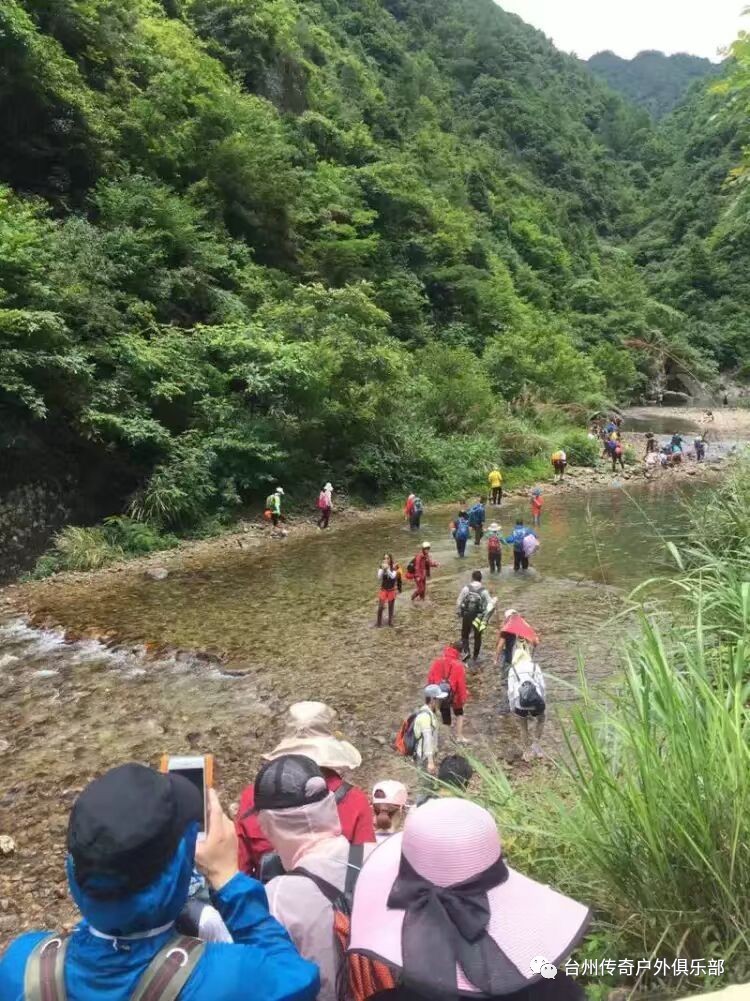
top-left (316, 482), bottom-right (333, 529)
top-left (486, 521), bottom-right (502, 574)
top-left (645, 432), bottom-right (656, 456)
top-left (468, 495), bottom-right (486, 546)
top-left (427, 641), bottom-right (469, 742)
top-left (608, 437), bottom-right (625, 473)
top-left (405, 493), bottom-right (424, 531)
top-left (237, 702), bottom-right (374, 882)
top-left (377, 553), bottom-right (400, 627)
top-left (410, 541), bottom-right (438, 602)
top-left (694, 435), bottom-right (706, 461)
top-left (265, 486), bottom-right (284, 527)
top-left (504, 518), bottom-right (537, 572)
top-left (0, 763), bottom-right (321, 1001)
top-left (530, 487), bottom-right (543, 526)
top-left (488, 466), bottom-right (503, 506)
top-left (456, 570), bottom-right (491, 664)
top-left (371, 781), bottom-right (409, 843)
top-left (414, 684), bottom-right (448, 773)
top-left (452, 510), bottom-right (471, 558)
top-left (496, 609), bottom-right (539, 678)
top-left (508, 640), bottom-right (547, 761)
top-left (551, 449), bottom-right (567, 483)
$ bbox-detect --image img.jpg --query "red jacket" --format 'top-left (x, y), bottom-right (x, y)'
top-left (427, 646), bottom-right (468, 710)
top-left (236, 771), bottom-right (375, 876)
top-left (415, 551), bottom-right (436, 580)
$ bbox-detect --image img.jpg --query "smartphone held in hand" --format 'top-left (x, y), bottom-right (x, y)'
top-left (160, 754), bottom-right (214, 841)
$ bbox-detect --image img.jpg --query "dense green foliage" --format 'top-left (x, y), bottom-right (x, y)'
top-left (587, 50), bottom-right (719, 120)
top-left (0, 0), bottom-right (746, 540)
top-left (475, 466), bottom-right (750, 992)
top-left (633, 51), bottom-right (750, 381)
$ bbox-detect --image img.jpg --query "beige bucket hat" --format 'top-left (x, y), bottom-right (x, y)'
top-left (263, 701), bottom-right (362, 772)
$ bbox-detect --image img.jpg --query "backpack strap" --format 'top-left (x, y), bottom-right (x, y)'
top-left (24, 934), bottom-right (69, 1001)
top-left (333, 781), bottom-right (351, 806)
top-left (289, 843), bottom-right (364, 909)
top-left (131, 935), bottom-right (206, 1001)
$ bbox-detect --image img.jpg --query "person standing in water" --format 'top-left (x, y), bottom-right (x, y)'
top-left (505, 518), bottom-right (537, 572)
top-left (411, 541), bottom-right (438, 602)
top-left (405, 493), bottom-right (424, 531)
top-left (456, 570), bottom-right (491, 663)
top-left (376, 554), bottom-right (400, 627)
top-left (266, 486), bottom-right (284, 527)
top-left (551, 449), bottom-right (567, 483)
top-left (486, 521), bottom-right (502, 574)
top-left (530, 488), bottom-right (543, 526)
top-left (488, 466), bottom-right (503, 506)
top-left (452, 511), bottom-right (471, 558)
top-left (468, 496), bottom-right (486, 546)
top-left (317, 482), bottom-right (333, 529)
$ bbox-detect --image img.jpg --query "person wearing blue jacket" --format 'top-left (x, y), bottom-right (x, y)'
top-left (452, 511), bottom-right (471, 558)
top-left (504, 518), bottom-right (537, 572)
top-left (0, 763), bottom-right (319, 1001)
top-left (467, 496), bottom-right (486, 547)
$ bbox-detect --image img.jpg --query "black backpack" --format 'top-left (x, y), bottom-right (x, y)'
top-left (406, 557), bottom-right (417, 575)
top-left (519, 678), bottom-right (545, 713)
top-left (461, 589), bottom-right (484, 619)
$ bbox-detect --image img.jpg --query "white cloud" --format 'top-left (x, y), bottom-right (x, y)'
top-left (496, 0), bottom-right (746, 61)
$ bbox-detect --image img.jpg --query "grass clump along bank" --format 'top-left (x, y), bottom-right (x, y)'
top-left (475, 466), bottom-right (750, 995)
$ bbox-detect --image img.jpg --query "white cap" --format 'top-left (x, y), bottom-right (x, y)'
top-left (424, 684), bottom-right (448, 700)
top-left (504, 608), bottom-right (518, 620)
top-left (276, 486), bottom-right (284, 495)
top-left (421, 541), bottom-right (431, 549)
top-left (324, 482), bottom-right (333, 491)
top-left (372, 780), bottom-right (408, 808)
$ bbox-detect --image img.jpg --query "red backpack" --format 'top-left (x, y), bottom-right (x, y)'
top-left (488, 534), bottom-right (500, 552)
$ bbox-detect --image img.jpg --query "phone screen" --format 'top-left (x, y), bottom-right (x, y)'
top-left (170, 765), bottom-right (206, 833)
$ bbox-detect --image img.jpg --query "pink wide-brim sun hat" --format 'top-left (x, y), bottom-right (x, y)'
top-left (349, 799), bottom-right (590, 994)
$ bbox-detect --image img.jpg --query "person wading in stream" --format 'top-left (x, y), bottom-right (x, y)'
top-left (409, 542), bottom-right (438, 602)
top-left (376, 553), bottom-right (401, 627)
top-left (456, 570), bottom-right (491, 664)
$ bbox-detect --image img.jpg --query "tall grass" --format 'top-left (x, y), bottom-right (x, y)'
top-left (475, 466), bottom-right (750, 991)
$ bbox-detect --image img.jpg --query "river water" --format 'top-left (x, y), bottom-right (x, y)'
top-left (0, 477), bottom-right (708, 936)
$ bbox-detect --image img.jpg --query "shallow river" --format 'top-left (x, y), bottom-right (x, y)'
top-left (0, 477), bottom-right (707, 936)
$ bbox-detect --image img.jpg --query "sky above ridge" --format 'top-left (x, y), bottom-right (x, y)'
top-left (497, 0), bottom-right (746, 61)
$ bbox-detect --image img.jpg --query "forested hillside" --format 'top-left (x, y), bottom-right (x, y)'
top-left (587, 50), bottom-right (718, 120)
top-left (0, 0), bottom-right (740, 547)
top-left (633, 44), bottom-right (750, 377)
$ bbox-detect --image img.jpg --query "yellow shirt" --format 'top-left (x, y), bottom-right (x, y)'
top-left (488, 470), bottom-right (503, 488)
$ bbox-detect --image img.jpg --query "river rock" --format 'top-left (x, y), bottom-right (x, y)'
top-left (0, 739), bottom-right (10, 754)
top-left (0, 835), bottom-right (16, 856)
top-left (0, 914), bottom-right (19, 934)
top-left (145, 567), bottom-right (169, 581)
top-left (220, 664), bottom-right (253, 677)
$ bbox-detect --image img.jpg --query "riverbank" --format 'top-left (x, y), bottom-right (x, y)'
top-left (4, 407), bottom-right (739, 610)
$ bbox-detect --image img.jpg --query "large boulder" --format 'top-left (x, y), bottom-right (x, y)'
top-left (661, 390), bottom-right (690, 406)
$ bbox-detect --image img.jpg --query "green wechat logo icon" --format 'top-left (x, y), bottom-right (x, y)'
top-left (530, 956), bottom-right (558, 979)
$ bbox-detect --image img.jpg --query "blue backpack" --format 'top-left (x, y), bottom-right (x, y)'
top-left (455, 519), bottom-right (470, 541)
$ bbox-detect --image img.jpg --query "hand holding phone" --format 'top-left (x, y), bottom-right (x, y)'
top-left (195, 788), bottom-right (239, 892)
top-left (160, 754), bottom-right (213, 841)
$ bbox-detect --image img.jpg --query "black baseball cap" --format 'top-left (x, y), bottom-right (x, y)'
top-left (253, 754), bottom-right (329, 811)
top-left (68, 763), bottom-right (203, 899)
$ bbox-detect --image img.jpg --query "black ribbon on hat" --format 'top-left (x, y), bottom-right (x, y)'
top-left (387, 854), bottom-right (529, 997)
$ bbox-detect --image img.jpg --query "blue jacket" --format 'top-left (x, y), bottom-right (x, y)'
top-left (505, 526), bottom-right (536, 552)
top-left (467, 503), bottom-right (485, 528)
top-left (0, 826), bottom-right (319, 1001)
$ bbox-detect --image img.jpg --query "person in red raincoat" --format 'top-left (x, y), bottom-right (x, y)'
top-left (495, 608), bottom-right (539, 677)
top-left (427, 642), bottom-right (469, 743)
top-left (411, 541), bottom-right (438, 601)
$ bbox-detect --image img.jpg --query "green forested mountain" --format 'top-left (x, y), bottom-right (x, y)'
top-left (0, 0), bottom-right (739, 542)
top-left (587, 50), bottom-right (719, 120)
top-left (633, 52), bottom-right (750, 376)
